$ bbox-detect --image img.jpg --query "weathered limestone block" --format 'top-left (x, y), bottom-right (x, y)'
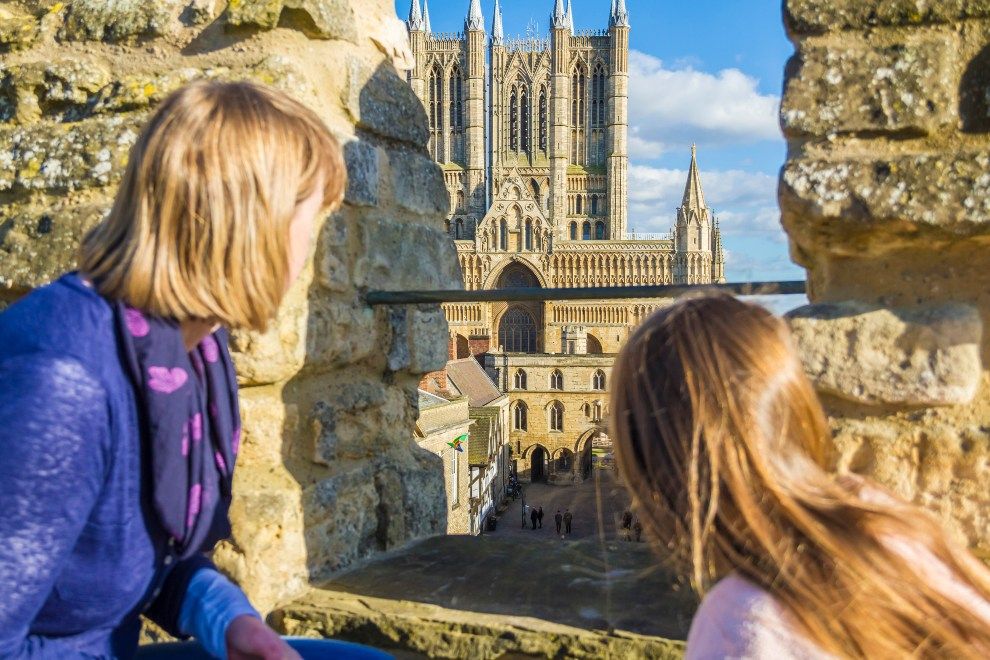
top-left (0, 113), bottom-right (143, 192)
top-left (385, 307), bottom-right (448, 374)
top-left (227, 0), bottom-right (358, 42)
top-left (309, 379), bottom-right (388, 465)
top-left (60, 0), bottom-right (184, 42)
top-left (0, 4), bottom-right (39, 51)
top-left (782, 36), bottom-right (955, 137)
top-left (343, 55), bottom-right (429, 146)
top-left (788, 302), bottom-right (982, 406)
top-left (780, 152), bottom-right (990, 252)
top-left (354, 217), bottom-right (460, 292)
top-left (785, 0), bottom-right (990, 33)
top-left (372, 447), bottom-right (447, 549)
top-left (303, 464), bottom-right (380, 580)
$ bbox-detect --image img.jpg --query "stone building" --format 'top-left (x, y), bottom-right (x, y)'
top-left (405, 0), bottom-right (724, 483)
top-left (415, 391), bottom-right (473, 535)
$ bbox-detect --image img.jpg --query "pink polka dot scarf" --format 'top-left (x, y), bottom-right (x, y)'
top-left (114, 303), bottom-right (240, 560)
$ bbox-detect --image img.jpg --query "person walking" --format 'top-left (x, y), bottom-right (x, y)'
top-left (537, 506), bottom-right (544, 529)
top-left (554, 510), bottom-right (563, 534)
top-left (622, 510), bottom-right (633, 541)
top-left (563, 509), bottom-right (573, 535)
top-left (633, 518), bottom-right (643, 543)
top-left (530, 506), bottom-right (538, 530)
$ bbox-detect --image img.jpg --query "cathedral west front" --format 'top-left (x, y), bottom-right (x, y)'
top-left (408, 0), bottom-right (726, 484)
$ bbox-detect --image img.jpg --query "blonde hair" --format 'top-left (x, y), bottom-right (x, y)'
top-left (80, 81), bottom-right (346, 331)
top-left (611, 293), bottom-right (990, 658)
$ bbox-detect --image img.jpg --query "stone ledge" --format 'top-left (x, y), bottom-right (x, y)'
top-left (785, 0), bottom-right (990, 34)
top-left (780, 152), bottom-right (990, 246)
top-left (782, 35), bottom-right (956, 137)
top-left (271, 588), bottom-right (685, 660)
top-left (787, 302), bottom-right (982, 406)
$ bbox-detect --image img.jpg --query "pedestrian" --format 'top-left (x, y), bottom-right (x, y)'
top-left (0, 81), bottom-right (350, 658)
top-left (633, 519), bottom-right (643, 543)
top-left (554, 509), bottom-right (563, 534)
top-left (530, 506), bottom-right (538, 530)
top-left (537, 506), bottom-right (544, 528)
top-left (563, 509), bottom-right (573, 535)
top-left (622, 509), bottom-right (633, 541)
top-left (610, 294), bottom-right (990, 658)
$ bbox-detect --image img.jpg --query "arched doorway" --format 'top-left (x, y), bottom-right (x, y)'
top-left (530, 446), bottom-right (548, 483)
top-left (554, 448), bottom-right (574, 474)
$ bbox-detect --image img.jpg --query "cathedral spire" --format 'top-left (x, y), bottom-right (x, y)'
top-left (423, 0), bottom-right (432, 33)
top-left (408, 0), bottom-right (424, 31)
top-left (552, 0), bottom-right (568, 29)
top-left (611, 0), bottom-right (630, 27)
top-left (566, 0), bottom-right (575, 34)
top-left (466, 0), bottom-right (484, 31)
top-left (682, 145), bottom-right (708, 211)
top-left (492, 0), bottom-right (504, 44)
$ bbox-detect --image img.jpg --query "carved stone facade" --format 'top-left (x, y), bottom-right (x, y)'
top-left (406, 1), bottom-right (725, 478)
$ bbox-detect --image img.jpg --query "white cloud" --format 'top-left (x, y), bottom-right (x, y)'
top-left (628, 51), bottom-right (781, 159)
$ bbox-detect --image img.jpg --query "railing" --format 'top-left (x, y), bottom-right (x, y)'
top-left (365, 280), bottom-right (806, 306)
top-left (624, 232), bottom-right (672, 241)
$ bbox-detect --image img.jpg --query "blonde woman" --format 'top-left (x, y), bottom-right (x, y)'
top-left (610, 294), bottom-right (990, 658)
top-left (0, 82), bottom-right (346, 659)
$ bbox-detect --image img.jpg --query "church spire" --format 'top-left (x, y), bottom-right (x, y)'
top-left (611, 0), bottom-right (630, 27)
top-left (407, 0), bottom-right (423, 31)
top-left (423, 0), bottom-right (432, 33)
top-left (492, 0), bottom-right (504, 44)
top-left (466, 0), bottom-right (484, 31)
top-left (552, 0), bottom-right (568, 29)
top-left (682, 145), bottom-right (708, 211)
top-left (566, 0), bottom-right (575, 34)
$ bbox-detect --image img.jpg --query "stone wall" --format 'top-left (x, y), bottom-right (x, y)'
top-left (415, 395), bottom-right (472, 535)
top-left (0, 0), bottom-right (461, 611)
top-left (780, 0), bottom-right (990, 555)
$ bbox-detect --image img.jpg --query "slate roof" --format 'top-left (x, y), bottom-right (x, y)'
top-left (446, 359), bottom-right (503, 408)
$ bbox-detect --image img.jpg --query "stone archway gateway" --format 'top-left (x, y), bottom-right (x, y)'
top-left (530, 446), bottom-right (549, 483)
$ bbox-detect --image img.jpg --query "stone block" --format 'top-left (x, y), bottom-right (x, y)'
top-left (303, 464), bottom-right (380, 579)
top-left (0, 113), bottom-right (144, 193)
top-left (304, 297), bottom-right (378, 370)
top-left (784, 0), bottom-right (990, 34)
top-left (782, 37), bottom-right (955, 137)
top-left (780, 152), bottom-right (990, 245)
top-left (787, 302), bottom-right (982, 406)
top-left (343, 55), bottom-right (429, 146)
top-left (387, 148), bottom-right (449, 216)
top-left (0, 5), bottom-right (39, 52)
top-left (341, 139), bottom-right (380, 207)
top-left (227, 0), bottom-right (358, 42)
top-left (309, 380), bottom-right (388, 465)
top-left (59, 0), bottom-right (183, 42)
top-left (354, 217), bottom-right (460, 292)
top-left (409, 307), bottom-right (450, 374)
top-left (373, 449), bottom-right (446, 549)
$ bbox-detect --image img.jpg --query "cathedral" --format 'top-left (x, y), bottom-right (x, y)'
top-left (407, 0), bottom-right (726, 483)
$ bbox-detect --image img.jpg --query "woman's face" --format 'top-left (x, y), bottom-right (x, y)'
top-left (287, 187), bottom-right (325, 289)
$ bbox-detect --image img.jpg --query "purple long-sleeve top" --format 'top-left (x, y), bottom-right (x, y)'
top-left (0, 273), bottom-right (254, 658)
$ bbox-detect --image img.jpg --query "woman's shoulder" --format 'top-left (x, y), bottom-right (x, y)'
top-left (686, 573), bottom-right (834, 660)
top-left (0, 273), bottom-right (115, 365)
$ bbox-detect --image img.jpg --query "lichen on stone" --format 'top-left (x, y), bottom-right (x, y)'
top-left (59, 0), bottom-right (184, 43)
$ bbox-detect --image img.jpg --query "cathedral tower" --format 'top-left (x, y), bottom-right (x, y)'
top-left (465, 0), bottom-right (487, 217)
top-left (675, 146), bottom-right (723, 284)
top-left (607, 0), bottom-right (630, 239)
top-left (550, 0), bottom-right (572, 233)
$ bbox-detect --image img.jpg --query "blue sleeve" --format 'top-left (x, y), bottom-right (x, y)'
top-left (178, 569), bottom-right (260, 660)
top-left (0, 354), bottom-right (110, 659)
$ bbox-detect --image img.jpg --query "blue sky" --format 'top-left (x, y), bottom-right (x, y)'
top-left (395, 0), bottom-right (803, 282)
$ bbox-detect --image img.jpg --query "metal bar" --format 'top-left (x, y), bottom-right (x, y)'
top-left (365, 280), bottom-right (807, 306)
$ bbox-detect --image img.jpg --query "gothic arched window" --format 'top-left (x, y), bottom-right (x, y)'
top-left (525, 219), bottom-right (533, 251)
top-left (590, 64), bottom-right (607, 166)
top-left (509, 89), bottom-right (518, 152)
top-left (449, 65), bottom-right (464, 162)
top-left (570, 222), bottom-right (578, 240)
top-left (576, 196), bottom-right (583, 215)
top-left (593, 369), bottom-right (606, 390)
top-left (513, 401), bottom-right (528, 431)
top-left (455, 218), bottom-right (464, 239)
top-left (595, 221), bottom-right (606, 240)
top-left (582, 221), bottom-right (591, 240)
top-left (570, 63), bottom-right (587, 165)
top-left (514, 369), bottom-right (528, 390)
top-left (539, 87), bottom-right (548, 152)
top-left (549, 402), bottom-right (564, 432)
top-left (550, 369), bottom-right (563, 390)
top-left (591, 196), bottom-right (599, 215)
top-left (520, 87), bottom-right (531, 154)
top-left (428, 63), bottom-right (444, 161)
top-left (499, 307), bottom-right (538, 353)
top-left (500, 219), bottom-right (508, 251)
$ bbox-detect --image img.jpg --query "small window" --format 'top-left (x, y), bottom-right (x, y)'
top-left (593, 369), bottom-right (606, 391)
top-left (576, 196), bottom-right (583, 215)
top-left (514, 369), bottom-right (528, 390)
top-left (525, 220), bottom-right (533, 251)
top-left (513, 402), bottom-right (528, 431)
top-left (549, 402), bottom-right (564, 432)
top-left (582, 222), bottom-right (592, 241)
top-left (455, 219), bottom-right (464, 239)
top-left (500, 219), bottom-right (508, 251)
top-left (570, 222), bottom-right (578, 240)
top-left (591, 196), bottom-right (599, 215)
top-left (550, 370), bottom-right (564, 391)
top-left (595, 221), bottom-right (606, 240)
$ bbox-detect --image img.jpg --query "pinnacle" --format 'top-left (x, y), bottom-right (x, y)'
top-left (493, 0), bottom-right (504, 43)
top-left (552, 0), bottom-right (568, 29)
top-left (408, 0), bottom-right (423, 31)
top-left (467, 0), bottom-right (484, 31)
top-left (682, 145), bottom-right (707, 210)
